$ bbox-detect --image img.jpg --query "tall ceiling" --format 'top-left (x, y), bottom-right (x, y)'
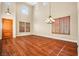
top-left (26, 2), bottom-right (38, 6)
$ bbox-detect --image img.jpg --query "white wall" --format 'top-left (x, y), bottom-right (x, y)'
top-left (0, 2), bottom-right (78, 43)
top-left (0, 2), bottom-right (33, 39)
top-left (16, 2), bottom-right (33, 36)
top-left (77, 3), bottom-right (79, 56)
top-left (0, 2), bottom-right (16, 39)
top-left (33, 2), bottom-right (77, 42)
top-left (0, 2), bottom-right (2, 39)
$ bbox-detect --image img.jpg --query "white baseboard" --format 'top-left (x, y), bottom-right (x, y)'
top-left (78, 46), bottom-right (79, 56)
top-left (16, 33), bottom-right (32, 37)
top-left (0, 33), bottom-right (77, 43)
top-left (33, 34), bottom-right (77, 43)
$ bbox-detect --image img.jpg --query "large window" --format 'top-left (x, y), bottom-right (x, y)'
top-left (19, 22), bottom-right (30, 32)
top-left (26, 22), bottom-right (30, 32)
top-left (21, 5), bottom-right (29, 15)
top-left (52, 16), bottom-right (70, 35)
top-left (19, 22), bottom-right (25, 32)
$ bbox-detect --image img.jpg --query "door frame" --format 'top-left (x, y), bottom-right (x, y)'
top-left (2, 18), bottom-right (13, 39)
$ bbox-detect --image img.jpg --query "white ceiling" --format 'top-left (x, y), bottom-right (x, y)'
top-left (26, 2), bottom-right (38, 6)
top-left (26, 2), bottom-right (49, 6)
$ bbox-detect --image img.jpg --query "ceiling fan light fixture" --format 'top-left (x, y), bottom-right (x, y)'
top-left (45, 3), bottom-right (55, 24)
top-left (6, 12), bottom-right (11, 15)
top-left (6, 8), bottom-right (11, 15)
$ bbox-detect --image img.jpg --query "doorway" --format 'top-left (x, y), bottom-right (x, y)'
top-left (2, 18), bottom-right (13, 40)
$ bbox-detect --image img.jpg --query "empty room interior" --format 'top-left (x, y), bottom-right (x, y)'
top-left (0, 2), bottom-right (79, 56)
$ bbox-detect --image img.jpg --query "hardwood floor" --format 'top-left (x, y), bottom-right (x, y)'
top-left (0, 35), bottom-right (77, 56)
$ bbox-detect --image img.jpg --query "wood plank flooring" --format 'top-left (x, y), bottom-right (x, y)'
top-left (0, 35), bottom-right (78, 56)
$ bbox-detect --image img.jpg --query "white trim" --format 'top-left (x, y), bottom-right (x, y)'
top-left (16, 33), bottom-right (32, 36)
top-left (33, 34), bottom-right (77, 43)
top-left (78, 46), bottom-right (79, 56)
